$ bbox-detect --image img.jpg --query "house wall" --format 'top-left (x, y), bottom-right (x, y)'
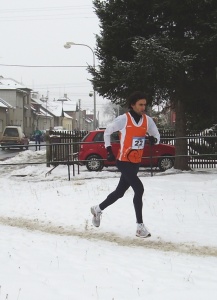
top-left (0, 90), bottom-right (17, 128)
top-left (63, 110), bottom-right (93, 131)
top-left (62, 118), bottom-right (71, 131)
top-left (35, 117), bottom-right (53, 131)
top-left (0, 90), bottom-right (16, 107)
top-left (0, 107), bottom-right (7, 136)
top-left (0, 89), bottom-right (33, 136)
top-left (63, 111), bottom-right (76, 130)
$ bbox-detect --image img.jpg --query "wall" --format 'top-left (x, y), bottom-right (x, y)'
top-left (0, 107), bottom-right (6, 135)
top-left (0, 89), bottom-right (33, 136)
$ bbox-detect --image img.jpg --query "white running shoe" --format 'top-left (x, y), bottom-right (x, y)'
top-left (136, 223), bottom-right (151, 238)
top-left (91, 205), bottom-right (102, 227)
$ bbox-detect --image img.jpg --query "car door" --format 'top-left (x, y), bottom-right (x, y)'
top-left (93, 131), bottom-right (107, 158)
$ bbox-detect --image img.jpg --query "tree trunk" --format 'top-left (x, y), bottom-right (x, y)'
top-left (174, 99), bottom-right (191, 170)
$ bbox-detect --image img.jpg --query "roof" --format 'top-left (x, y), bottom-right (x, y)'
top-left (60, 100), bottom-right (77, 112)
top-left (0, 97), bottom-right (13, 108)
top-left (46, 100), bottom-right (77, 117)
top-left (0, 76), bottom-right (31, 90)
top-left (0, 102), bottom-right (7, 108)
top-left (64, 112), bottom-right (72, 118)
top-left (31, 105), bottom-right (53, 118)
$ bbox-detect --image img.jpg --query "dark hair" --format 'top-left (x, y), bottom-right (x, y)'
top-left (126, 91), bottom-right (147, 109)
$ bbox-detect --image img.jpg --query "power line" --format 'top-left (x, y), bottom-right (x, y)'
top-left (0, 5), bottom-right (96, 21)
top-left (0, 5), bottom-right (93, 13)
top-left (0, 64), bottom-right (88, 68)
top-left (0, 15), bottom-right (96, 22)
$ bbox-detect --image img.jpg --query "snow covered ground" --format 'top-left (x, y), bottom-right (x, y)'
top-left (0, 150), bottom-right (217, 300)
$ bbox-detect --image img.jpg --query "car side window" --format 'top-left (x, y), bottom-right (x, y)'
top-left (93, 132), bottom-right (104, 142)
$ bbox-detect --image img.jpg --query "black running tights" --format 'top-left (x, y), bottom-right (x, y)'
top-left (99, 160), bottom-right (144, 223)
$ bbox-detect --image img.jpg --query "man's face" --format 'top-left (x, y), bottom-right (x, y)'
top-left (131, 99), bottom-right (147, 115)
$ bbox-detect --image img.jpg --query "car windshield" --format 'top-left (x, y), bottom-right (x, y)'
top-left (3, 128), bottom-right (19, 137)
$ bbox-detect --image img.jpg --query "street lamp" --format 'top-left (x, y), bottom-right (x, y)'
top-left (64, 41), bottom-right (97, 129)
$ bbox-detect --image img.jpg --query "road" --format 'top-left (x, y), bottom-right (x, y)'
top-left (0, 148), bottom-right (22, 161)
top-left (0, 142), bottom-right (46, 161)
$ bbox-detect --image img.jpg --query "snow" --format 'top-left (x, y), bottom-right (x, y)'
top-left (0, 150), bottom-right (217, 299)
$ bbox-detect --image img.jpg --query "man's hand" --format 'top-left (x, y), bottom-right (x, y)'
top-left (106, 146), bottom-right (116, 162)
top-left (148, 136), bottom-right (157, 145)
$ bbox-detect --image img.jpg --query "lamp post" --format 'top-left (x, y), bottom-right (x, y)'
top-left (64, 41), bottom-right (97, 129)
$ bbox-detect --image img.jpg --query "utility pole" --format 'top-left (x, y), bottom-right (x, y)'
top-left (78, 99), bottom-right (81, 131)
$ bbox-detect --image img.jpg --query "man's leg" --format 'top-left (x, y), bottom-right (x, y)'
top-left (116, 161), bottom-right (144, 223)
top-left (117, 162), bottom-right (150, 237)
top-left (99, 174), bottom-right (130, 210)
top-left (91, 161), bottom-right (130, 227)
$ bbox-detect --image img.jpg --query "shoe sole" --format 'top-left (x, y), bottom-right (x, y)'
top-left (136, 233), bottom-right (151, 238)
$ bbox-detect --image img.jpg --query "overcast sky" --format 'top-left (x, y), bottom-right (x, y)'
top-left (0, 0), bottom-right (110, 116)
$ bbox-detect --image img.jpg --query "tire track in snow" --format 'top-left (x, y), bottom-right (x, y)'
top-left (0, 216), bottom-right (217, 257)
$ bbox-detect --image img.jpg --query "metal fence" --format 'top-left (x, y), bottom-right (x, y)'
top-left (45, 129), bottom-right (217, 168)
top-left (1, 129), bottom-right (217, 180)
top-left (159, 129), bottom-right (217, 168)
top-left (46, 130), bottom-right (88, 166)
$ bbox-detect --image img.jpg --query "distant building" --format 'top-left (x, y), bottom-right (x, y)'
top-left (0, 76), bottom-right (32, 136)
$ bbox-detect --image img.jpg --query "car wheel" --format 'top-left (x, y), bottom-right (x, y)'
top-left (86, 155), bottom-right (104, 171)
top-left (158, 156), bottom-right (174, 171)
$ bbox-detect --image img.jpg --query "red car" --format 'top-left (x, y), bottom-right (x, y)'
top-left (78, 130), bottom-right (175, 172)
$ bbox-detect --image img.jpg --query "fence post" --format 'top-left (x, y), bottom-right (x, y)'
top-left (45, 130), bottom-right (51, 167)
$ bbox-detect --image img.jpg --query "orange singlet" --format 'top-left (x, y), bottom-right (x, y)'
top-left (117, 112), bottom-right (148, 163)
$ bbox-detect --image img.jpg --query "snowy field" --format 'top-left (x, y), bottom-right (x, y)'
top-left (0, 150), bottom-right (217, 300)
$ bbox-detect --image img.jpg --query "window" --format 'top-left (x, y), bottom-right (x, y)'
top-left (3, 128), bottom-right (19, 137)
top-left (93, 132), bottom-right (104, 142)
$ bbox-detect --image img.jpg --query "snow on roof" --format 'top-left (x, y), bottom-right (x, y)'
top-left (40, 107), bottom-right (52, 118)
top-left (46, 100), bottom-right (77, 117)
top-left (31, 97), bottom-right (62, 117)
top-left (31, 96), bottom-right (44, 106)
top-left (0, 77), bottom-right (31, 90)
top-left (0, 102), bottom-right (7, 108)
top-left (61, 100), bottom-right (76, 112)
top-left (0, 97), bottom-right (13, 108)
top-left (64, 112), bottom-right (72, 118)
top-left (85, 118), bottom-right (93, 123)
top-left (46, 101), bottom-right (63, 117)
top-left (31, 105), bottom-right (52, 118)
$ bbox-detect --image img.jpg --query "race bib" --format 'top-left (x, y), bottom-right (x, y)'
top-left (132, 137), bottom-right (145, 149)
